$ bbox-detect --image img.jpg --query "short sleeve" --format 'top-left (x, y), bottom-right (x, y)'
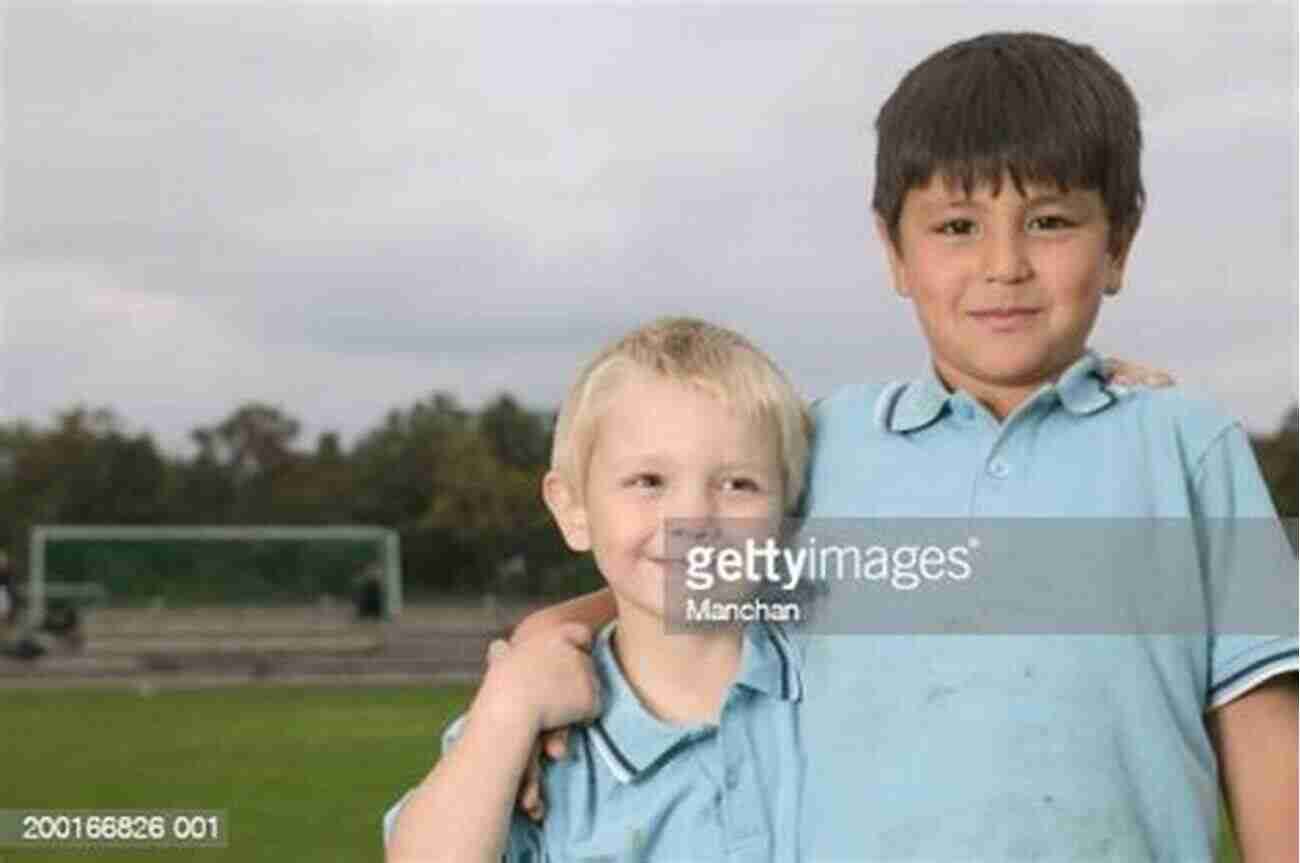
top-left (440, 711), bottom-right (469, 753)
top-left (381, 789), bottom-right (411, 846)
top-left (1193, 424), bottom-right (1299, 709)
top-left (382, 712), bottom-right (548, 862)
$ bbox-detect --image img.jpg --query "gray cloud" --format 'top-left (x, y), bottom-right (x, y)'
top-left (4, 3), bottom-right (1295, 454)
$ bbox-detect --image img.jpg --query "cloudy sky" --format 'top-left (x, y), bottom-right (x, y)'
top-left (4, 2), bottom-right (1296, 456)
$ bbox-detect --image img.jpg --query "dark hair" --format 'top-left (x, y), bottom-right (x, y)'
top-left (873, 32), bottom-right (1144, 254)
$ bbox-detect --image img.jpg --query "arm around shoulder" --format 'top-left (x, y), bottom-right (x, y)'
top-left (511, 588), bottom-right (616, 645)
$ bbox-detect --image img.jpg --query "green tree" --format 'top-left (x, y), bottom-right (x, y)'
top-left (169, 428), bottom-right (239, 522)
top-left (9, 407), bottom-right (167, 526)
top-left (190, 403), bottom-right (305, 522)
top-left (479, 394), bottom-right (552, 471)
top-left (349, 393), bottom-right (468, 527)
top-left (0, 419), bottom-right (40, 558)
top-left (1252, 404), bottom-right (1298, 518)
top-left (196, 403), bottom-right (301, 481)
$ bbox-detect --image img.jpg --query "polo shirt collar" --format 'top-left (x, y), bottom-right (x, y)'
top-left (882, 350), bottom-right (1116, 433)
top-left (587, 622), bottom-right (801, 784)
top-left (1053, 351), bottom-right (1118, 415)
top-left (731, 622), bottom-right (803, 702)
top-left (884, 374), bottom-right (950, 432)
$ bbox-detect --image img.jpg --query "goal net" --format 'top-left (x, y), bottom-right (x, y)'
top-left (24, 525), bottom-right (402, 628)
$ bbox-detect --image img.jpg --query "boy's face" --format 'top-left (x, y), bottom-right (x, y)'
top-left (879, 174), bottom-right (1131, 416)
top-left (545, 370), bottom-right (784, 621)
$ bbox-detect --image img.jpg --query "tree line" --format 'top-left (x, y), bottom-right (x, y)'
top-left (0, 396), bottom-right (1295, 600)
top-left (0, 394), bottom-right (583, 600)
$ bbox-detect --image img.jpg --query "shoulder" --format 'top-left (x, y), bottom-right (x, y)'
top-left (1111, 385), bottom-right (1243, 466)
top-left (812, 382), bottom-right (896, 417)
top-left (811, 381), bottom-right (902, 437)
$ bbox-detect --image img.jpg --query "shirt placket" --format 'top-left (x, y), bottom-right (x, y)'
top-left (968, 397), bottom-right (1045, 518)
top-left (716, 693), bottom-right (768, 862)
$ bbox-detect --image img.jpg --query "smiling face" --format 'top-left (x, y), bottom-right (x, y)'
top-left (544, 369), bottom-right (784, 622)
top-left (880, 174), bottom-right (1132, 418)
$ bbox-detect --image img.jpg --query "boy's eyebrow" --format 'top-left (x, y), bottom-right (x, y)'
top-left (910, 195), bottom-right (980, 211)
top-left (1024, 192), bottom-right (1073, 206)
top-left (716, 460), bottom-right (777, 474)
top-left (605, 452), bottom-right (667, 467)
top-left (923, 190), bottom-right (1085, 209)
top-left (604, 454), bottom-right (775, 474)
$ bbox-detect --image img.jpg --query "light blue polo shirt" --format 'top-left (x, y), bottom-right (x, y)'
top-left (796, 351), bottom-right (1298, 861)
top-left (384, 621), bottom-right (804, 862)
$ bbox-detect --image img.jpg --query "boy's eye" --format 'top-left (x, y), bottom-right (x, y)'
top-left (1027, 214), bottom-right (1075, 231)
top-left (722, 477), bottom-right (761, 493)
top-left (627, 473), bottom-right (663, 490)
top-left (935, 219), bottom-right (976, 236)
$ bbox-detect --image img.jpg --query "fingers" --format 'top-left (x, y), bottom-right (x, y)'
top-left (1102, 358), bottom-right (1175, 388)
top-left (585, 666), bottom-right (603, 720)
top-left (1115, 368), bottom-right (1174, 387)
top-left (520, 742), bottom-right (546, 822)
top-left (486, 638), bottom-right (510, 666)
top-left (1103, 357), bottom-right (1138, 384)
top-left (542, 727), bottom-right (569, 761)
top-left (556, 622), bottom-right (594, 650)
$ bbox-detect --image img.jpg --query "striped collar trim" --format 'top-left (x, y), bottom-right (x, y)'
top-left (875, 351), bottom-right (1118, 433)
top-left (588, 622), bottom-right (801, 784)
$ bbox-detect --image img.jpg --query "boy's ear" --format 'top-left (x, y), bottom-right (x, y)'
top-left (874, 214), bottom-right (910, 298)
top-left (1104, 220), bottom-right (1140, 297)
top-left (543, 471), bottom-right (592, 552)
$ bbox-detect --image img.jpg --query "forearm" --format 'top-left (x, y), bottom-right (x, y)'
top-left (511, 588), bottom-right (616, 644)
top-left (386, 695), bottom-right (537, 863)
top-left (1212, 674), bottom-right (1298, 861)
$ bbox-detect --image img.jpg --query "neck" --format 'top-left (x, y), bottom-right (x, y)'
top-left (933, 353), bottom-right (1085, 420)
top-left (609, 602), bottom-right (743, 726)
top-left (961, 381), bottom-right (1039, 420)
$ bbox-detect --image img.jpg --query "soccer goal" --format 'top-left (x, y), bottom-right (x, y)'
top-left (24, 525), bottom-right (402, 629)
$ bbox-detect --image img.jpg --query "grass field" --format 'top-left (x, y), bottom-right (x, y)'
top-left (2, 686), bottom-right (1241, 862)
top-left (1, 686), bottom-right (473, 863)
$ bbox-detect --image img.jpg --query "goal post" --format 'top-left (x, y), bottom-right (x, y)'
top-left (25, 525), bottom-right (402, 629)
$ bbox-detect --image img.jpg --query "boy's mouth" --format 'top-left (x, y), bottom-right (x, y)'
top-left (968, 307), bottom-right (1040, 330)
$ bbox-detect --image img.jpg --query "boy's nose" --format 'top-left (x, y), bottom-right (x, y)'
top-left (665, 487), bottom-right (721, 540)
top-left (668, 518), bottom-right (718, 542)
top-left (665, 513), bottom-right (722, 562)
top-left (984, 228), bottom-right (1033, 284)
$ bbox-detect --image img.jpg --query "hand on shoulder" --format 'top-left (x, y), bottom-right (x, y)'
top-left (477, 622), bottom-right (603, 736)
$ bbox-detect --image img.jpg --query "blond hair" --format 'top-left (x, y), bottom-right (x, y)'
top-left (551, 317), bottom-right (810, 513)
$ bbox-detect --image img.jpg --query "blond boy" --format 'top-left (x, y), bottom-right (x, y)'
top-left (384, 318), bottom-right (809, 862)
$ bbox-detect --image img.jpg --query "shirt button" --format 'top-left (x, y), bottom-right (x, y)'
top-left (987, 459), bottom-right (1010, 479)
top-left (955, 401), bottom-right (975, 421)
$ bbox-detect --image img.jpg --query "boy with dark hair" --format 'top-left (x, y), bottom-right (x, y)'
top-left (420, 31), bottom-right (1298, 859)
top-left (797, 30), bottom-right (1297, 860)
